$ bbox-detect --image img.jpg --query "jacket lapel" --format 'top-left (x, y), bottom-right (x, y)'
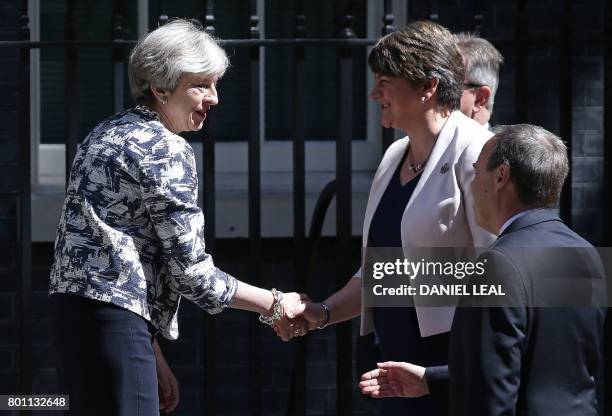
top-left (404, 113), bottom-right (460, 338)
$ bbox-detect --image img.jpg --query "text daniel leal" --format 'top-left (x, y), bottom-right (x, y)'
top-left (373, 284), bottom-right (506, 296)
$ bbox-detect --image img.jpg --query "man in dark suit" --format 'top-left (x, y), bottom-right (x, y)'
top-left (359, 124), bottom-right (605, 415)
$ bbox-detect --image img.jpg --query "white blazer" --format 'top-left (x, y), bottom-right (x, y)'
top-left (357, 111), bottom-right (496, 337)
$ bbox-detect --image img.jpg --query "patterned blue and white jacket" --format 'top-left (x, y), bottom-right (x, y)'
top-left (49, 106), bottom-right (238, 339)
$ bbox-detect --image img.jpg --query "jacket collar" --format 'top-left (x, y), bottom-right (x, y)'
top-left (497, 208), bottom-right (562, 238)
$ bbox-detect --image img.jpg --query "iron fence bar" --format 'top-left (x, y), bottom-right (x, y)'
top-left (603, 20), bottom-right (612, 400)
top-left (201, 4), bottom-right (218, 415)
top-left (3, 35), bottom-right (611, 49)
top-left (0, 39), bottom-right (363, 47)
top-left (336, 3), bottom-right (355, 415)
top-left (559, 0), bottom-right (573, 227)
top-left (604, 0), bottom-right (612, 247)
top-left (64, 0), bottom-right (78, 188)
top-left (112, 0), bottom-right (125, 113)
top-left (158, 0), bottom-right (168, 26)
top-left (204, 0), bottom-right (215, 34)
top-left (200, 5), bottom-right (218, 416)
top-left (306, 180), bottom-right (337, 279)
top-left (18, 1), bottom-right (32, 406)
top-left (288, 1), bottom-right (307, 414)
top-left (407, 0), bottom-right (417, 23)
top-left (382, 0), bottom-right (395, 35)
top-left (473, 0), bottom-right (484, 33)
top-left (605, 0), bottom-right (612, 404)
top-left (429, 0), bottom-right (440, 22)
top-left (514, 0), bottom-right (529, 123)
top-left (224, 38), bottom-right (376, 46)
top-left (381, 0), bottom-right (395, 153)
top-left (201, 109), bottom-right (217, 416)
top-left (248, 2), bottom-right (263, 415)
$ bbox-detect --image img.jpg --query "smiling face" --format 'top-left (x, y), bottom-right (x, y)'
top-left (369, 74), bottom-right (422, 131)
top-left (158, 72), bottom-right (219, 133)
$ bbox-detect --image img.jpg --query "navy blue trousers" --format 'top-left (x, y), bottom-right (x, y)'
top-left (49, 294), bottom-right (159, 416)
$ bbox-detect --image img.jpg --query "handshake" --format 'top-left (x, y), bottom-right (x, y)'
top-left (261, 290), bottom-right (330, 342)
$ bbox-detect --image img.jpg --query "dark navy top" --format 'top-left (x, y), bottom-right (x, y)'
top-left (369, 157), bottom-right (449, 416)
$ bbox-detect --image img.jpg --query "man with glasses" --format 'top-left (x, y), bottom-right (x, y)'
top-left (457, 33), bottom-right (503, 131)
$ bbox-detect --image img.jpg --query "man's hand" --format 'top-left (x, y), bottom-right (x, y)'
top-left (153, 339), bottom-right (180, 413)
top-left (359, 361), bottom-right (429, 398)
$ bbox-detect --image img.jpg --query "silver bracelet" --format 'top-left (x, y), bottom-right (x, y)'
top-left (316, 302), bottom-right (330, 329)
top-left (259, 288), bottom-right (283, 326)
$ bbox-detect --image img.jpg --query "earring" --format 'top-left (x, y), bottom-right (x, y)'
top-left (420, 96), bottom-right (426, 103)
top-left (160, 96), bottom-right (167, 105)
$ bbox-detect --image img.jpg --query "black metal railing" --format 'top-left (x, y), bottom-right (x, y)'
top-left (605, 4), bottom-right (612, 244)
top-left (247, 3), bottom-right (264, 415)
top-left (289, 1), bottom-right (307, 415)
top-left (17, 1), bottom-right (32, 411)
top-left (3, 0), bottom-right (612, 414)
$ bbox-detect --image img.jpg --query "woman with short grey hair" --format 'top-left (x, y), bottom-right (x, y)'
top-left (128, 19), bottom-right (229, 107)
top-left (49, 19), bottom-right (307, 416)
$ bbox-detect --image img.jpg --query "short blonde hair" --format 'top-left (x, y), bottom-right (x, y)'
top-left (128, 19), bottom-right (229, 105)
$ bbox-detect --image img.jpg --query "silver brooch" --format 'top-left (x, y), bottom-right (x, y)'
top-left (440, 163), bottom-right (449, 174)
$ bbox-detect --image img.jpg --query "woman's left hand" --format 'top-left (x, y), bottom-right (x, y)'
top-left (153, 338), bottom-right (180, 413)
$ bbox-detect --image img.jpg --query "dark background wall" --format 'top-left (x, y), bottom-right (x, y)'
top-left (0, 0), bottom-right (24, 405)
top-left (0, 0), bottom-right (609, 415)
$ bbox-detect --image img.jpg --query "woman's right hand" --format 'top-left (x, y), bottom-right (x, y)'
top-left (273, 301), bottom-right (328, 341)
top-left (274, 276), bottom-right (362, 340)
top-left (272, 292), bottom-right (310, 341)
top-left (152, 339), bottom-right (180, 413)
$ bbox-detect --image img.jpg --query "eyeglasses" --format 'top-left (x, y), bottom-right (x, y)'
top-left (464, 82), bottom-right (485, 89)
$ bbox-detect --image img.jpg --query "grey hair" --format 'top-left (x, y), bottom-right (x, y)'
top-left (487, 124), bottom-right (569, 208)
top-left (456, 32), bottom-right (503, 112)
top-left (128, 19), bottom-right (229, 105)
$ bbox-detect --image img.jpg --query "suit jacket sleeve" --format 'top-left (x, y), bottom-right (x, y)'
top-left (450, 250), bottom-right (529, 416)
top-left (425, 365), bottom-right (449, 399)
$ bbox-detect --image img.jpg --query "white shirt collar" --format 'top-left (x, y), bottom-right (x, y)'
top-left (498, 209), bottom-right (535, 235)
